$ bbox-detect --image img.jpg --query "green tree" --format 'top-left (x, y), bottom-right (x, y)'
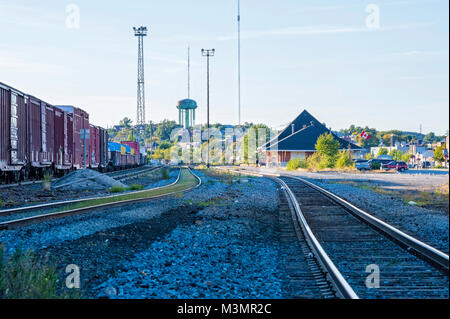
top-left (434, 145), bottom-right (446, 163)
top-left (155, 120), bottom-right (179, 141)
top-left (423, 132), bottom-right (436, 144)
top-left (315, 133), bottom-right (340, 168)
top-left (401, 152), bottom-right (412, 163)
top-left (377, 147), bottom-right (388, 157)
top-left (119, 117), bottom-right (133, 127)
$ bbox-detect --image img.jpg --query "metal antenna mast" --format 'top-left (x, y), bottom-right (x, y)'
top-left (237, 0), bottom-right (241, 126)
top-left (188, 45), bottom-right (191, 99)
top-left (134, 26), bottom-right (147, 127)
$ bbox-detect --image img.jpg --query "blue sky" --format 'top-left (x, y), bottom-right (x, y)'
top-left (0, 0), bottom-right (448, 134)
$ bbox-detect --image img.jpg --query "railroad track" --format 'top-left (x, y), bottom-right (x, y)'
top-left (0, 167), bottom-right (201, 230)
top-left (0, 165), bottom-right (158, 189)
top-left (221, 167), bottom-right (449, 299)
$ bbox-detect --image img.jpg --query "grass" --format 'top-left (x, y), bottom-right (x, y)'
top-left (59, 169), bottom-right (198, 213)
top-left (128, 184), bottom-right (145, 191)
top-left (202, 168), bottom-right (252, 185)
top-left (329, 180), bottom-right (449, 210)
top-left (186, 197), bottom-right (225, 208)
top-left (109, 186), bottom-right (127, 193)
top-left (0, 245), bottom-right (77, 299)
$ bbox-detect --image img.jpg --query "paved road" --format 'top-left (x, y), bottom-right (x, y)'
top-left (236, 166), bottom-right (449, 191)
top-left (401, 169), bottom-right (449, 176)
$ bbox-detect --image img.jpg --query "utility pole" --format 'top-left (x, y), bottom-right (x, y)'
top-left (202, 48), bottom-right (215, 168)
top-left (133, 26), bottom-right (147, 145)
top-left (237, 0), bottom-right (241, 126)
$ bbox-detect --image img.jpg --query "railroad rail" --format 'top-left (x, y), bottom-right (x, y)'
top-left (0, 165), bottom-right (157, 189)
top-left (0, 167), bottom-right (201, 230)
top-left (0, 165), bottom-right (164, 216)
top-left (220, 167), bottom-right (449, 299)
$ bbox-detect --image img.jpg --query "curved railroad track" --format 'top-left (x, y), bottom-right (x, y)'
top-left (0, 165), bottom-right (164, 216)
top-left (222, 167), bottom-right (449, 299)
top-left (0, 167), bottom-right (201, 230)
top-left (0, 165), bottom-right (159, 189)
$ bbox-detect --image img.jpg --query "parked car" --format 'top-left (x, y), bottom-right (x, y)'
top-left (422, 161), bottom-right (432, 169)
top-left (355, 160), bottom-right (371, 171)
top-left (382, 161), bottom-right (408, 172)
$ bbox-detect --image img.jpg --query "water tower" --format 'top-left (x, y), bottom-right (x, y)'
top-left (177, 99), bottom-right (197, 129)
top-left (177, 46), bottom-right (198, 129)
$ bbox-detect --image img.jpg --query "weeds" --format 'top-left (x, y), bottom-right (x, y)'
top-left (0, 245), bottom-right (74, 299)
top-left (129, 184), bottom-right (144, 191)
top-left (109, 186), bottom-right (127, 193)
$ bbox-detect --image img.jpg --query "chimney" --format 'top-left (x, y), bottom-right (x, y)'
top-left (291, 124), bottom-right (295, 134)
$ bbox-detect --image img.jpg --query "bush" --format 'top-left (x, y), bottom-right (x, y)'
top-left (370, 161), bottom-right (381, 170)
top-left (286, 158), bottom-right (307, 171)
top-left (336, 151), bottom-right (354, 169)
top-left (365, 153), bottom-right (373, 160)
top-left (307, 153), bottom-right (322, 170)
top-left (109, 186), bottom-right (126, 193)
top-left (129, 184), bottom-right (144, 191)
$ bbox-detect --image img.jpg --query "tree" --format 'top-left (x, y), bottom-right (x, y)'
top-left (119, 117), bottom-right (133, 127)
top-left (434, 145), bottom-right (446, 163)
top-left (154, 120), bottom-right (179, 141)
top-left (423, 132), bottom-right (436, 144)
top-left (401, 152), bottom-right (412, 163)
top-left (315, 133), bottom-right (340, 168)
top-left (389, 149), bottom-right (403, 160)
top-left (377, 147), bottom-right (388, 157)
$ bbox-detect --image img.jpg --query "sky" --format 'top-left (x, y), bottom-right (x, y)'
top-left (0, 0), bottom-right (448, 135)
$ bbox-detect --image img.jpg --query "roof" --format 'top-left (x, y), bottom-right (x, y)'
top-left (266, 109), bottom-right (362, 151)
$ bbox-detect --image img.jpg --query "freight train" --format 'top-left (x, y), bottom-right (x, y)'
top-left (0, 82), bottom-right (144, 183)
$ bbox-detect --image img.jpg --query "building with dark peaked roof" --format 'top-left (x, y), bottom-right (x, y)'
top-left (263, 110), bottom-right (363, 166)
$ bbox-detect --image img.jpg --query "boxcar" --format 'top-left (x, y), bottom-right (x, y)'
top-left (56, 105), bottom-right (90, 169)
top-left (0, 83), bottom-right (27, 181)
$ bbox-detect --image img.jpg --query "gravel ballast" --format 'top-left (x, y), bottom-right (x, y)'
top-left (0, 170), bottom-right (293, 298)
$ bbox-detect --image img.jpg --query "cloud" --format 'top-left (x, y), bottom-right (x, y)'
top-left (159, 23), bottom-right (432, 43)
top-left (0, 3), bottom-right (63, 29)
top-left (0, 50), bottom-right (68, 74)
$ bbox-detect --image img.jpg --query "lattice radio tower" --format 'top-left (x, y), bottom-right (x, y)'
top-left (133, 26), bottom-right (147, 141)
